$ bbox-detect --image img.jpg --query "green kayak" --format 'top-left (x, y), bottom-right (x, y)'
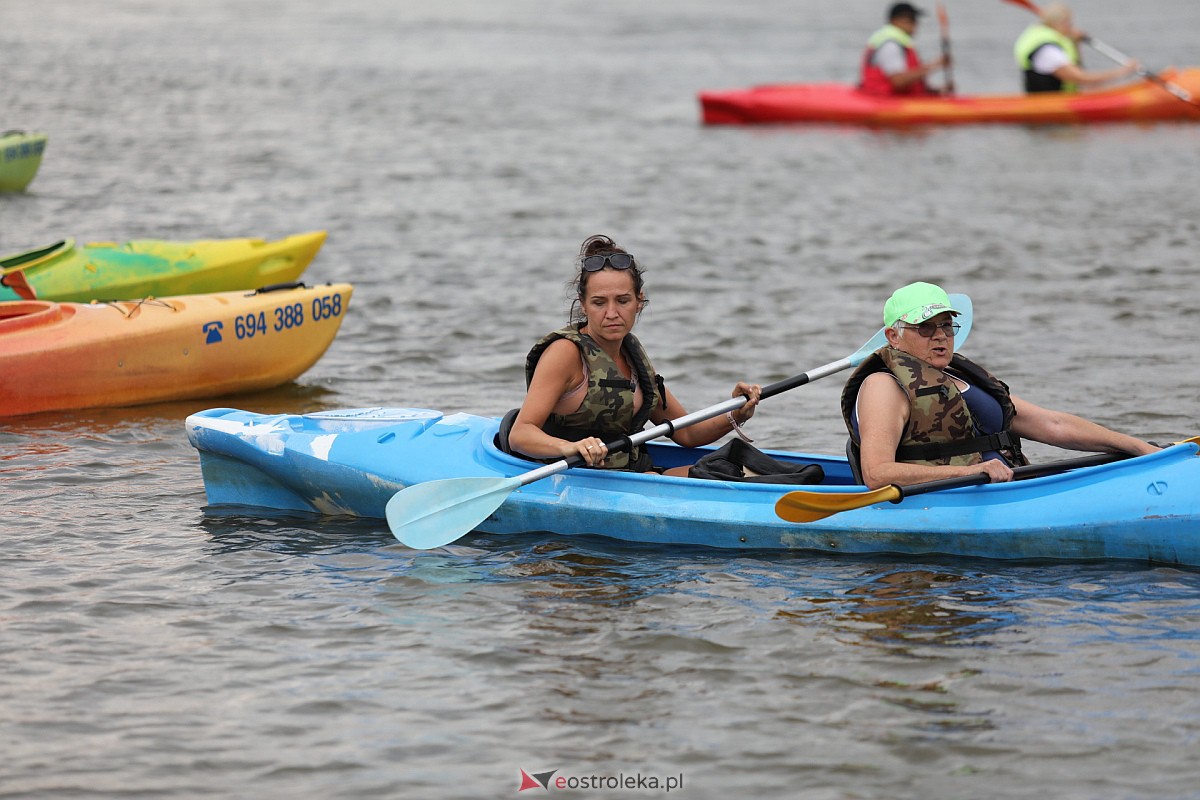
top-left (0, 231), bottom-right (327, 302)
top-left (0, 130), bottom-right (48, 192)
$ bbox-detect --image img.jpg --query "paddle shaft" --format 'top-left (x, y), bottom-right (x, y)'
top-left (1079, 37), bottom-right (1197, 103)
top-left (936, 3), bottom-right (955, 95)
top-left (776, 449), bottom-right (1153, 523)
top-left (513, 356), bottom-right (858, 488)
top-left (1002, 0), bottom-right (1197, 104)
top-left (890, 451), bottom-right (1128, 502)
top-left (389, 333), bottom-right (900, 548)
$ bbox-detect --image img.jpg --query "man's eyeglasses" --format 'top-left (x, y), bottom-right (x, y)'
top-left (899, 320), bottom-right (960, 338)
top-left (581, 253), bottom-right (636, 272)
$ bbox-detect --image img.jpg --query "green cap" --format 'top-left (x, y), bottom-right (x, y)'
top-left (883, 281), bottom-right (961, 327)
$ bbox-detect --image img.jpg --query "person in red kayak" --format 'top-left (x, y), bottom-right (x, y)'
top-left (504, 234), bottom-right (761, 476)
top-left (859, 2), bottom-right (951, 96)
top-left (1014, 2), bottom-right (1139, 93)
top-left (841, 281), bottom-right (1159, 490)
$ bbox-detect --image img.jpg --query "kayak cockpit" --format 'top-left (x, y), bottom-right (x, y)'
top-left (0, 300), bottom-right (72, 333)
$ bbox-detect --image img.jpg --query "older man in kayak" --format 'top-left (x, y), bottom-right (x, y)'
top-left (860, 2), bottom-right (951, 96)
top-left (840, 281), bottom-right (1158, 490)
top-left (1014, 2), bottom-right (1139, 93)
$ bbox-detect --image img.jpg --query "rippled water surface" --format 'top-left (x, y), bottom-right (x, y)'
top-left (4, 0), bottom-right (1200, 797)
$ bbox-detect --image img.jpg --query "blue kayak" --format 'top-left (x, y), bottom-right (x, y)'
top-left (186, 407), bottom-right (1200, 566)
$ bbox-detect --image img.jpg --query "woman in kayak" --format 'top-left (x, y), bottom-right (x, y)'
top-left (1014, 2), bottom-right (1139, 93)
top-left (506, 234), bottom-right (761, 476)
top-left (842, 281), bottom-right (1158, 489)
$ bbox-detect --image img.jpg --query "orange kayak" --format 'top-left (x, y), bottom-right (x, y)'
top-left (1, 282), bottom-right (352, 417)
top-left (699, 68), bottom-right (1200, 126)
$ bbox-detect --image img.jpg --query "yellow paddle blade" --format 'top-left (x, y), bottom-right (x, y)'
top-left (774, 485), bottom-right (902, 523)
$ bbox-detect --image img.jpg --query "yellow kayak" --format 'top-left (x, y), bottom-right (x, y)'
top-left (1, 282), bottom-right (353, 417)
top-left (0, 130), bottom-right (47, 192)
top-left (0, 231), bottom-right (327, 302)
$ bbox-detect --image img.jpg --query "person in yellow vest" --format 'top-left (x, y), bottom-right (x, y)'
top-left (841, 281), bottom-right (1158, 490)
top-left (1014, 2), bottom-right (1138, 93)
top-left (860, 3), bottom-right (951, 96)
top-left (506, 234), bottom-right (761, 476)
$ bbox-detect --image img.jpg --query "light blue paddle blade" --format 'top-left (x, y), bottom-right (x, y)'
top-left (949, 292), bottom-right (974, 349)
top-left (387, 475), bottom-right (520, 549)
top-left (848, 327), bottom-right (890, 367)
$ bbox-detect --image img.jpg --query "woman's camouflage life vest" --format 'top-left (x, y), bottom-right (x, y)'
top-left (840, 346), bottom-right (1026, 467)
top-left (525, 325), bottom-right (665, 471)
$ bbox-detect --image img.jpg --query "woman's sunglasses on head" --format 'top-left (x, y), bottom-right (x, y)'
top-left (581, 253), bottom-right (635, 272)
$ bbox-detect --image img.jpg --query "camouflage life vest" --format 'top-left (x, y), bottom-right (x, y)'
top-left (525, 325), bottom-right (665, 471)
top-left (840, 347), bottom-right (1027, 467)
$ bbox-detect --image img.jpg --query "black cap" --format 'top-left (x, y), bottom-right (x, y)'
top-left (888, 2), bottom-right (925, 20)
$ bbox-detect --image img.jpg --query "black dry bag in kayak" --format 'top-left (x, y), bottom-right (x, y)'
top-left (688, 439), bottom-right (824, 485)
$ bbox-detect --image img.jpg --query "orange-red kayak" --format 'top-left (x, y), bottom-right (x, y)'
top-left (699, 68), bottom-right (1200, 126)
top-left (1, 282), bottom-right (352, 417)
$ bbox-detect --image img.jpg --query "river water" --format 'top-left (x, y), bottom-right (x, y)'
top-left (3, 0), bottom-right (1200, 797)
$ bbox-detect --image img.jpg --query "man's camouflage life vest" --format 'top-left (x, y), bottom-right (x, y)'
top-left (840, 346), bottom-right (1027, 467)
top-left (525, 324), bottom-right (665, 471)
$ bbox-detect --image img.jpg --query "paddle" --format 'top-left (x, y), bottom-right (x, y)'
top-left (1080, 38), bottom-right (1199, 105)
top-left (1002, 0), bottom-right (1198, 105)
top-left (386, 294), bottom-right (975, 549)
top-left (776, 436), bottom-right (1200, 523)
top-left (936, 3), bottom-right (956, 96)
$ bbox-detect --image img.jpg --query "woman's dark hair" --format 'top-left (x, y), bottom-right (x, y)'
top-left (568, 234), bottom-right (648, 324)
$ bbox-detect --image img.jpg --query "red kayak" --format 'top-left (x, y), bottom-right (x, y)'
top-left (699, 68), bottom-right (1200, 126)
